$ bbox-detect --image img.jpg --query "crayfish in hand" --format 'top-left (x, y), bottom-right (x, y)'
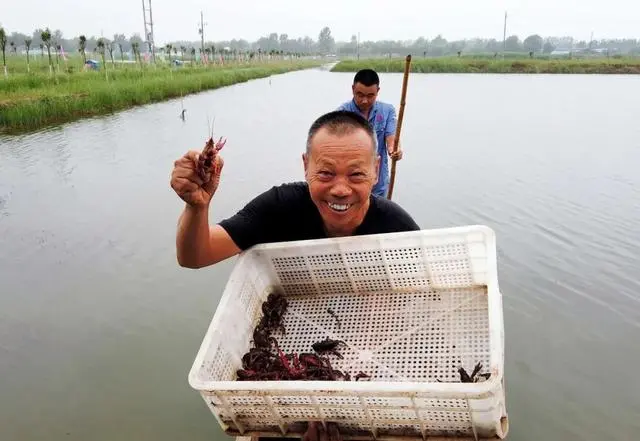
top-left (196, 136), bottom-right (227, 183)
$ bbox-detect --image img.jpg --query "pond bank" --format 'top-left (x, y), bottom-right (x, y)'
top-left (0, 60), bottom-right (324, 134)
top-left (331, 57), bottom-right (640, 74)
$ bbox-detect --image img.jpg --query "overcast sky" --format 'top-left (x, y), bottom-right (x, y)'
top-left (2, 0), bottom-right (638, 43)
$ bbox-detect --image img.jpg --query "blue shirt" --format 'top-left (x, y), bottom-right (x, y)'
top-left (337, 99), bottom-right (397, 197)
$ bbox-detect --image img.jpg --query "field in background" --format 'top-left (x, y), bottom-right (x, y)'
top-left (0, 55), bottom-right (324, 133)
top-left (331, 56), bottom-right (640, 74)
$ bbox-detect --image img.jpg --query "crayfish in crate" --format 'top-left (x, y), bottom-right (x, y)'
top-left (236, 292), bottom-right (371, 382)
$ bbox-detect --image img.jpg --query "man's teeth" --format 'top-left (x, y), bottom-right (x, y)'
top-left (328, 202), bottom-right (350, 212)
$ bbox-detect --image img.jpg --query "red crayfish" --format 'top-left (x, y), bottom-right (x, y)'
top-left (196, 136), bottom-right (227, 183)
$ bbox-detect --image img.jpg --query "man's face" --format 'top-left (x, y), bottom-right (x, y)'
top-left (303, 127), bottom-right (379, 237)
top-left (352, 82), bottom-right (379, 113)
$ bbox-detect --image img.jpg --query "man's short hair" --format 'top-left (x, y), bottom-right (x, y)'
top-left (353, 69), bottom-right (380, 87)
top-left (306, 110), bottom-right (376, 156)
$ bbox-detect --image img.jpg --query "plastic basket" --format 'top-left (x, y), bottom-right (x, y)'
top-left (188, 225), bottom-right (508, 440)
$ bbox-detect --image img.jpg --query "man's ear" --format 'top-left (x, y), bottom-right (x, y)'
top-left (302, 152), bottom-right (309, 173)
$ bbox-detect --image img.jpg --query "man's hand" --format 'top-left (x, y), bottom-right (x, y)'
top-left (386, 136), bottom-right (403, 161)
top-left (170, 150), bottom-right (224, 207)
top-left (302, 422), bottom-right (342, 441)
top-left (389, 146), bottom-right (403, 161)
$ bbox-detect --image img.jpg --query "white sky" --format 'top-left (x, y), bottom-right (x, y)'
top-left (2, 0), bottom-right (638, 44)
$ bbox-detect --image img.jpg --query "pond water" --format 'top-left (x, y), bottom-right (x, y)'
top-left (1, 67), bottom-right (639, 441)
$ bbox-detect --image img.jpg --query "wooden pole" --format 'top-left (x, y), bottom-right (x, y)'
top-left (386, 54), bottom-right (412, 200)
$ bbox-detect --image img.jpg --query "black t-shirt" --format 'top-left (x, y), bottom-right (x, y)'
top-left (218, 181), bottom-right (420, 251)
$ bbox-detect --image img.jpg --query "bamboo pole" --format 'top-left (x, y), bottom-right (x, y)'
top-left (386, 54), bottom-right (412, 200)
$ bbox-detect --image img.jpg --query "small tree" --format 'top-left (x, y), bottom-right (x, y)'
top-left (106, 40), bottom-right (115, 67)
top-left (96, 38), bottom-right (108, 79)
top-left (78, 35), bottom-right (87, 64)
top-left (0, 27), bottom-right (7, 77)
top-left (25, 38), bottom-right (32, 72)
top-left (40, 28), bottom-right (53, 74)
top-left (131, 41), bottom-right (141, 68)
top-left (55, 44), bottom-right (61, 71)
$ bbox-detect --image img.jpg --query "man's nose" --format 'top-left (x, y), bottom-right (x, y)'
top-left (330, 180), bottom-right (352, 198)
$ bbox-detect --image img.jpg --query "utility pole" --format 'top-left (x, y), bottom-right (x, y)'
top-left (198, 10), bottom-right (207, 64)
top-left (502, 11), bottom-right (507, 59)
top-left (142, 0), bottom-right (156, 63)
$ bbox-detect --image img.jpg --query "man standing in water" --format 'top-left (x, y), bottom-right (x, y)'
top-left (337, 69), bottom-right (403, 198)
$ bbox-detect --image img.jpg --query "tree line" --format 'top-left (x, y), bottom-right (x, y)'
top-left (2, 24), bottom-right (639, 61)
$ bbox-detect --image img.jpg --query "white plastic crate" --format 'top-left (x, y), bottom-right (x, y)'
top-left (188, 225), bottom-right (508, 440)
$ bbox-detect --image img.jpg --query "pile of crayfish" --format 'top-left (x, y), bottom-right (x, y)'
top-left (236, 292), bottom-right (370, 382)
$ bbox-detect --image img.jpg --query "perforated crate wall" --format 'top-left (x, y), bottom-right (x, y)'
top-left (189, 225), bottom-right (507, 440)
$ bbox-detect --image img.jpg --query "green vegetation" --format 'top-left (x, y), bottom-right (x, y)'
top-left (0, 56), bottom-right (323, 133)
top-left (331, 56), bottom-right (640, 74)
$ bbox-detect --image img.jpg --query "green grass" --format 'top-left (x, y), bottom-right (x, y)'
top-left (331, 56), bottom-right (640, 74)
top-left (0, 56), bottom-right (324, 134)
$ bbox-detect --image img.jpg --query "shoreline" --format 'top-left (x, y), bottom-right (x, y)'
top-left (0, 60), bottom-right (324, 135)
top-left (331, 57), bottom-right (640, 74)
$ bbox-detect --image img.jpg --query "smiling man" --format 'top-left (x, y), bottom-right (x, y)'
top-left (338, 69), bottom-right (403, 198)
top-left (171, 110), bottom-right (419, 269)
top-left (171, 110), bottom-right (419, 441)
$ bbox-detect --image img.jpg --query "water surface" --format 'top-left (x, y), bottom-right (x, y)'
top-left (1, 68), bottom-right (639, 441)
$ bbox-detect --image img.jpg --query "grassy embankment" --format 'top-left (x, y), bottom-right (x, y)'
top-left (0, 56), bottom-right (324, 134)
top-left (331, 56), bottom-right (640, 74)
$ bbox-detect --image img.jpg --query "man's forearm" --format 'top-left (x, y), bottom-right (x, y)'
top-left (176, 203), bottom-right (213, 268)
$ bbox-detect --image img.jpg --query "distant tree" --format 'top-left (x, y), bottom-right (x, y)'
top-left (25, 38), bottom-right (32, 72)
top-left (0, 27), bottom-right (6, 77)
top-left (106, 40), bottom-right (115, 67)
top-left (96, 38), bottom-right (107, 77)
top-left (10, 41), bottom-right (15, 54)
top-left (523, 34), bottom-right (543, 53)
top-left (112, 34), bottom-right (127, 62)
top-left (543, 42), bottom-right (556, 54)
top-left (318, 26), bottom-right (335, 54)
top-left (504, 35), bottom-right (521, 52)
top-left (55, 44), bottom-right (61, 70)
top-left (78, 35), bottom-right (87, 64)
top-left (129, 34), bottom-right (144, 62)
top-left (40, 28), bottom-right (53, 72)
top-left (131, 41), bottom-right (141, 66)
top-left (485, 38), bottom-right (500, 52)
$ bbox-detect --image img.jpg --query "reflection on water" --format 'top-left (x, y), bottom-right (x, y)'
top-left (1, 69), bottom-right (640, 441)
